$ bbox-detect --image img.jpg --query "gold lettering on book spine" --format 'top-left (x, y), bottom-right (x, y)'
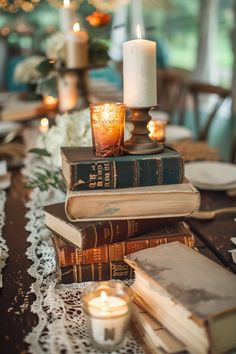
top-left (112, 161), bottom-right (117, 188)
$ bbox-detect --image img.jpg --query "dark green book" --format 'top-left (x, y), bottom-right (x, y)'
top-left (61, 146), bottom-right (184, 191)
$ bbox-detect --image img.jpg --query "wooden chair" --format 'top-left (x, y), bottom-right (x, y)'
top-left (157, 68), bottom-right (189, 123)
top-left (179, 82), bottom-right (230, 140)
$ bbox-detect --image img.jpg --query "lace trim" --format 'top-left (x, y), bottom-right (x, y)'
top-left (24, 186), bottom-right (143, 353)
top-left (0, 191), bottom-right (7, 288)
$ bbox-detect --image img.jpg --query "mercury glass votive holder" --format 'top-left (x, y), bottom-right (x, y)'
top-left (90, 102), bottom-right (125, 157)
top-left (82, 280), bottom-right (132, 352)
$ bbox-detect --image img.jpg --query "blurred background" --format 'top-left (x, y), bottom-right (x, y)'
top-left (0, 0), bottom-right (235, 162)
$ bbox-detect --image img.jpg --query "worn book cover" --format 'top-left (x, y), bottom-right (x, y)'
top-left (61, 146), bottom-right (184, 191)
top-left (65, 181), bottom-right (200, 221)
top-left (52, 222), bottom-right (195, 266)
top-left (125, 242), bottom-right (236, 354)
top-left (44, 202), bottom-right (180, 249)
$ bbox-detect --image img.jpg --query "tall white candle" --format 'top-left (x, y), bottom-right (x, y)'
top-left (66, 22), bottom-right (89, 69)
top-left (123, 24), bottom-right (157, 107)
top-left (59, 0), bottom-right (77, 32)
top-left (58, 72), bottom-right (79, 112)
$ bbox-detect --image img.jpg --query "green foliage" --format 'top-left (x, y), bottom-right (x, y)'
top-left (28, 148), bottom-right (52, 157)
top-left (89, 38), bottom-right (110, 65)
top-left (36, 59), bottom-right (55, 76)
top-left (25, 169), bottom-right (65, 192)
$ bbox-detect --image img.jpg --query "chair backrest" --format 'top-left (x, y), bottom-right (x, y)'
top-left (157, 68), bottom-right (189, 122)
top-left (180, 82), bottom-right (230, 140)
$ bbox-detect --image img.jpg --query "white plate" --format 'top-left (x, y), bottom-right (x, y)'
top-left (185, 161), bottom-right (236, 190)
top-left (0, 122), bottom-right (21, 137)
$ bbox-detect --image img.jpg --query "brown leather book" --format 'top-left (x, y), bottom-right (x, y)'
top-left (52, 222), bottom-right (195, 267)
top-left (57, 260), bottom-right (134, 284)
top-left (44, 202), bottom-right (182, 250)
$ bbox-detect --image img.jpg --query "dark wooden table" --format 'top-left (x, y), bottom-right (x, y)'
top-left (0, 171), bottom-right (236, 354)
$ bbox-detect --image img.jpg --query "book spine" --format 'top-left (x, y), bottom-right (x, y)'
top-left (68, 157), bottom-right (183, 191)
top-left (55, 235), bottom-right (195, 267)
top-left (57, 261), bottom-right (134, 284)
top-left (80, 218), bottom-right (178, 250)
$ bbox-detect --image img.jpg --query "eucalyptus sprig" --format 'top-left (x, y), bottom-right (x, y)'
top-left (25, 169), bottom-right (65, 192)
top-left (25, 148), bottom-right (65, 192)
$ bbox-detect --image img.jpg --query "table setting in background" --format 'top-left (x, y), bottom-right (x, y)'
top-left (0, 2), bottom-right (236, 354)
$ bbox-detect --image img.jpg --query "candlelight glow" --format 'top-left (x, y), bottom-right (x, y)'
top-left (101, 291), bottom-right (108, 303)
top-left (63, 0), bottom-right (70, 7)
top-left (43, 96), bottom-right (58, 110)
top-left (40, 118), bottom-right (49, 128)
top-left (136, 24), bottom-right (142, 40)
top-left (39, 118), bottom-right (49, 134)
top-left (73, 22), bottom-right (80, 32)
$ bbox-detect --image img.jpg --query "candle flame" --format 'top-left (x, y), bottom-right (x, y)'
top-left (73, 22), bottom-right (80, 32)
top-left (63, 0), bottom-right (70, 6)
top-left (136, 24), bottom-right (142, 40)
top-left (40, 117), bottom-right (49, 128)
top-left (100, 291), bottom-right (108, 303)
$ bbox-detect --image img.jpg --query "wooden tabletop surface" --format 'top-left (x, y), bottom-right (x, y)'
top-left (0, 171), bottom-right (236, 354)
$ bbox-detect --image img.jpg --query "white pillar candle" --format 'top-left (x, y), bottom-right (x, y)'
top-left (123, 24), bottom-right (157, 107)
top-left (59, 0), bottom-right (77, 32)
top-left (58, 72), bottom-right (79, 112)
top-left (66, 22), bottom-right (89, 69)
top-left (87, 291), bottom-right (129, 347)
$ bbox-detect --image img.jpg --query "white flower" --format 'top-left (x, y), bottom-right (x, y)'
top-left (37, 109), bottom-right (92, 168)
top-left (14, 56), bottom-right (45, 84)
top-left (46, 32), bottom-right (66, 62)
top-left (36, 108), bottom-right (132, 168)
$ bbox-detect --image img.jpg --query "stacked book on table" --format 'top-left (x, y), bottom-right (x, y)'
top-left (44, 145), bottom-right (200, 284)
top-left (125, 242), bottom-right (236, 354)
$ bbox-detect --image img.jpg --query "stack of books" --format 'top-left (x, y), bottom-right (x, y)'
top-left (44, 145), bottom-right (200, 284)
top-left (125, 242), bottom-right (236, 354)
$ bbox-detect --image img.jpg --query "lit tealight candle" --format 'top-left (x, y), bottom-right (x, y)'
top-left (82, 281), bottom-right (132, 352)
top-left (123, 24), bottom-right (157, 107)
top-left (66, 22), bottom-right (89, 69)
top-left (59, 0), bottom-right (77, 32)
top-left (39, 117), bottom-right (49, 134)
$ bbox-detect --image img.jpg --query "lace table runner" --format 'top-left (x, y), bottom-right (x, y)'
top-left (24, 187), bottom-right (144, 354)
top-left (0, 191), bottom-right (7, 288)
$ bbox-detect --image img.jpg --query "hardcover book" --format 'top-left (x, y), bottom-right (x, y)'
top-left (125, 242), bottom-right (236, 354)
top-left (56, 260), bottom-right (134, 284)
top-left (60, 146), bottom-right (184, 191)
top-left (65, 181), bottom-right (200, 221)
top-left (52, 222), bottom-right (195, 266)
top-left (44, 202), bottom-right (181, 249)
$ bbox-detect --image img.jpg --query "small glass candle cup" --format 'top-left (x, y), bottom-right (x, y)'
top-left (82, 280), bottom-right (132, 352)
top-left (147, 110), bottom-right (169, 143)
top-left (90, 102), bottom-right (125, 157)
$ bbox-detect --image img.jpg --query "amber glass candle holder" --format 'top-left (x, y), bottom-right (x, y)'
top-left (82, 281), bottom-right (132, 352)
top-left (90, 102), bottom-right (125, 157)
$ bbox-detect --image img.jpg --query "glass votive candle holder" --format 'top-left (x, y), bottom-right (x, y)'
top-left (147, 110), bottom-right (169, 142)
top-left (82, 280), bottom-right (132, 352)
top-left (90, 102), bottom-right (125, 157)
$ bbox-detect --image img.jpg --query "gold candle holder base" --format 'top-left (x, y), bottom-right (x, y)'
top-left (122, 106), bottom-right (164, 155)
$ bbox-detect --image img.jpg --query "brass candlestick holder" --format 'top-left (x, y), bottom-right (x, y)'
top-left (122, 106), bottom-right (164, 155)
